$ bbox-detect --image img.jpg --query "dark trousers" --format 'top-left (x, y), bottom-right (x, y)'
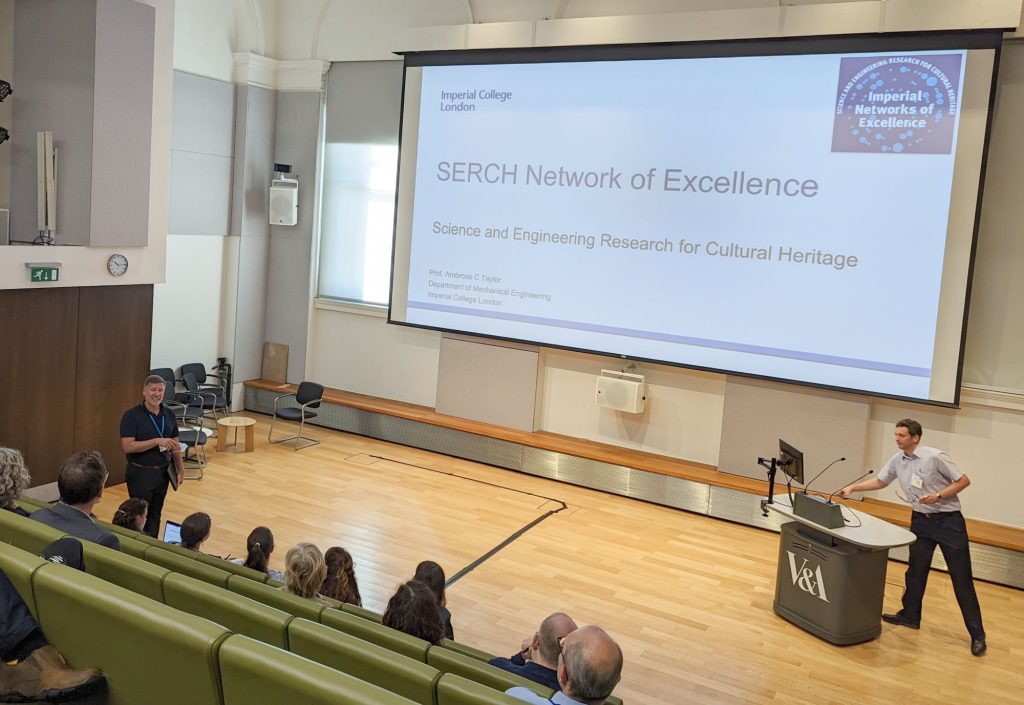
top-left (125, 463), bottom-right (170, 538)
top-left (902, 510), bottom-right (985, 639)
top-left (0, 570), bottom-right (47, 661)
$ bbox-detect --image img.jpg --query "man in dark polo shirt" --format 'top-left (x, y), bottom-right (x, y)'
top-left (120, 375), bottom-right (184, 537)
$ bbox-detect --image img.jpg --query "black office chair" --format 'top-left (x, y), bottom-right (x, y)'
top-left (181, 365), bottom-right (227, 423)
top-left (268, 381), bottom-right (324, 450)
top-left (180, 362), bottom-right (228, 421)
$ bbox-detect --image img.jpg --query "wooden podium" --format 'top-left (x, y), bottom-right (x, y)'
top-left (766, 498), bottom-right (915, 644)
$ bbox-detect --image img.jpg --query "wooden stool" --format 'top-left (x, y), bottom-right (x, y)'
top-left (216, 416), bottom-right (256, 453)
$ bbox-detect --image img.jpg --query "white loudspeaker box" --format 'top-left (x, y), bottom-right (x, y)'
top-left (595, 370), bottom-right (646, 414)
top-left (269, 177), bottom-right (298, 226)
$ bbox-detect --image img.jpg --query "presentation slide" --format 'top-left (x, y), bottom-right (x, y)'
top-left (392, 45), bottom-right (992, 404)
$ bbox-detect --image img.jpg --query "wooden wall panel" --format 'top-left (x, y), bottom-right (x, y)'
top-left (73, 285), bottom-right (154, 485)
top-left (0, 288), bottom-right (80, 486)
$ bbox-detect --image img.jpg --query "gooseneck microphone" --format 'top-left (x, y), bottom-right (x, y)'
top-left (802, 457), bottom-right (846, 495)
top-left (828, 469), bottom-right (874, 504)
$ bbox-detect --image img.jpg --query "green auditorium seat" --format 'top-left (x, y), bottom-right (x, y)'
top-left (226, 573), bottom-right (327, 622)
top-left (320, 606), bottom-right (432, 662)
top-left (103, 521), bottom-right (139, 540)
top-left (126, 528), bottom-right (276, 583)
top-left (144, 545), bottom-right (232, 588)
top-left (437, 638), bottom-right (496, 663)
top-left (32, 553), bottom-right (229, 705)
top-left (117, 534), bottom-right (151, 559)
top-left (79, 541), bottom-right (169, 602)
top-left (342, 601), bottom-right (384, 622)
top-left (436, 673), bottom-right (527, 705)
top-left (163, 572), bottom-right (293, 649)
top-left (219, 634), bottom-right (418, 705)
top-left (16, 496), bottom-right (47, 512)
top-left (288, 618), bottom-right (441, 705)
top-left (193, 550), bottom-right (275, 583)
top-left (427, 646), bottom-right (553, 698)
top-left (0, 540), bottom-right (49, 618)
top-left (0, 508), bottom-right (65, 554)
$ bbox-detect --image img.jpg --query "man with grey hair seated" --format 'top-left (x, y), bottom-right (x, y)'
top-left (30, 451), bottom-right (120, 550)
top-left (505, 625), bottom-right (622, 705)
top-left (489, 612), bottom-right (577, 691)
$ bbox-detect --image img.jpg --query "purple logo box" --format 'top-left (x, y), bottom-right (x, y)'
top-left (832, 54), bottom-right (963, 154)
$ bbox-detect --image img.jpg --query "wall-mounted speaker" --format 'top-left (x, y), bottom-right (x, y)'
top-left (595, 370), bottom-right (646, 414)
top-left (269, 176), bottom-right (298, 226)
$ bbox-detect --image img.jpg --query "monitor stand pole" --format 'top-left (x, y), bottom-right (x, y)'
top-left (758, 456), bottom-right (780, 516)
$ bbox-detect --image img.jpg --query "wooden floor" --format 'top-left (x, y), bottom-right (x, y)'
top-left (95, 415), bottom-right (1023, 705)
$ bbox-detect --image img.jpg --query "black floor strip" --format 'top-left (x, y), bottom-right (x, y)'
top-left (366, 454), bottom-right (568, 586)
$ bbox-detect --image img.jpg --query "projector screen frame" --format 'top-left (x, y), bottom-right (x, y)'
top-left (387, 29), bottom-right (1006, 409)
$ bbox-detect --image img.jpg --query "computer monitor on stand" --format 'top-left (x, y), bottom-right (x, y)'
top-left (778, 439), bottom-right (804, 485)
top-left (759, 439), bottom-right (803, 515)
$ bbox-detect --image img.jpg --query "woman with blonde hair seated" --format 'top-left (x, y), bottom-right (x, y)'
top-left (282, 543), bottom-right (332, 605)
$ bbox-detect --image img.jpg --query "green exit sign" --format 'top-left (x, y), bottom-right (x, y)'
top-left (29, 267), bottom-right (59, 282)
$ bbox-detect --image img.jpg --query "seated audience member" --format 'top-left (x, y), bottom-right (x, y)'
top-left (505, 626), bottom-right (622, 705)
top-left (490, 612), bottom-right (578, 691)
top-left (111, 498), bottom-right (148, 532)
top-left (320, 547), bottom-right (361, 606)
top-left (413, 560), bottom-right (454, 640)
top-left (0, 448), bottom-right (32, 517)
top-left (40, 537), bottom-right (87, 572)
top-left (382, 580), bottom-right (446, 644)
top-left (180, 512), bottom-right (212, 552)
top-left (233, 526), bottom-right (284, 581)
top-left (282, 543), bottom-right (332, 605)
top-left (0, 540), bottom-right (104, 700)
top-left (30, 452), bottom-right (120, 550)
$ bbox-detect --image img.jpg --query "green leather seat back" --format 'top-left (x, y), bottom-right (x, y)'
top-left (193, 551), bottom-right (272, 583)
top-left (0, 508), bottom-right (66, 554)
top-left (0, 541), bottom-right (49, 618)
top-left (80, 541), bottom-right (169, 602)
top-left (427, 647), bottom-right (553, 698)
top-left (15, 498), bottom-right (43, 513)
top-left (436, 674), bottom-right (527, 705)
top-left (437, 639), bottom-right (495, 663)
top-left (33, 559), bottom-right (228, 705)
top-left (226, 574), bottom-right (326, 622)
top-left (118, 534), bottom-right (151, 559)
top-left (219, 634), bottom-right (418, 705)
top-left (15, 495), bottom-right (49, 509)
top-left (163, 572), bottom-right (292, 649)
top-left (145, 545), bottom-right (232, 588)
top-left (341, 602), bottom-right (383, 622)
top-left (320, 606), bottom-right (431, 662)
top-left (288, 618), bottom-right (440, 705)
top-left (98, 519), bottom-right (140, 540)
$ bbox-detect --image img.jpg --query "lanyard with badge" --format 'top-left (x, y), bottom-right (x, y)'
top-left (148, 410), bottom-right (170, 460)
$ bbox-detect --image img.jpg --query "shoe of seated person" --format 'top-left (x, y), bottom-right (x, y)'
top-left (0, 645), bottom-right (105, 703)
top-left (881, 611), bottom-right (920, 629)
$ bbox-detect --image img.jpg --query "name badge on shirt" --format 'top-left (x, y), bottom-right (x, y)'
top-left (910, 474), bottom-right (924, 490)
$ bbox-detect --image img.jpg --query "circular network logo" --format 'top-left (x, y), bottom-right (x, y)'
top-left (831, 54), bottom-right (963, 155)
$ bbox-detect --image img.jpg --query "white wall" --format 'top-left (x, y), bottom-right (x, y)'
top-left (151, 233), bottom-right (237, 370)
top-left (309, 307), bottom-right (441, 408)
top-left (0, 0), bottom-right (174, 290)
top-left (537, 351), bottom-right (725, 466)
